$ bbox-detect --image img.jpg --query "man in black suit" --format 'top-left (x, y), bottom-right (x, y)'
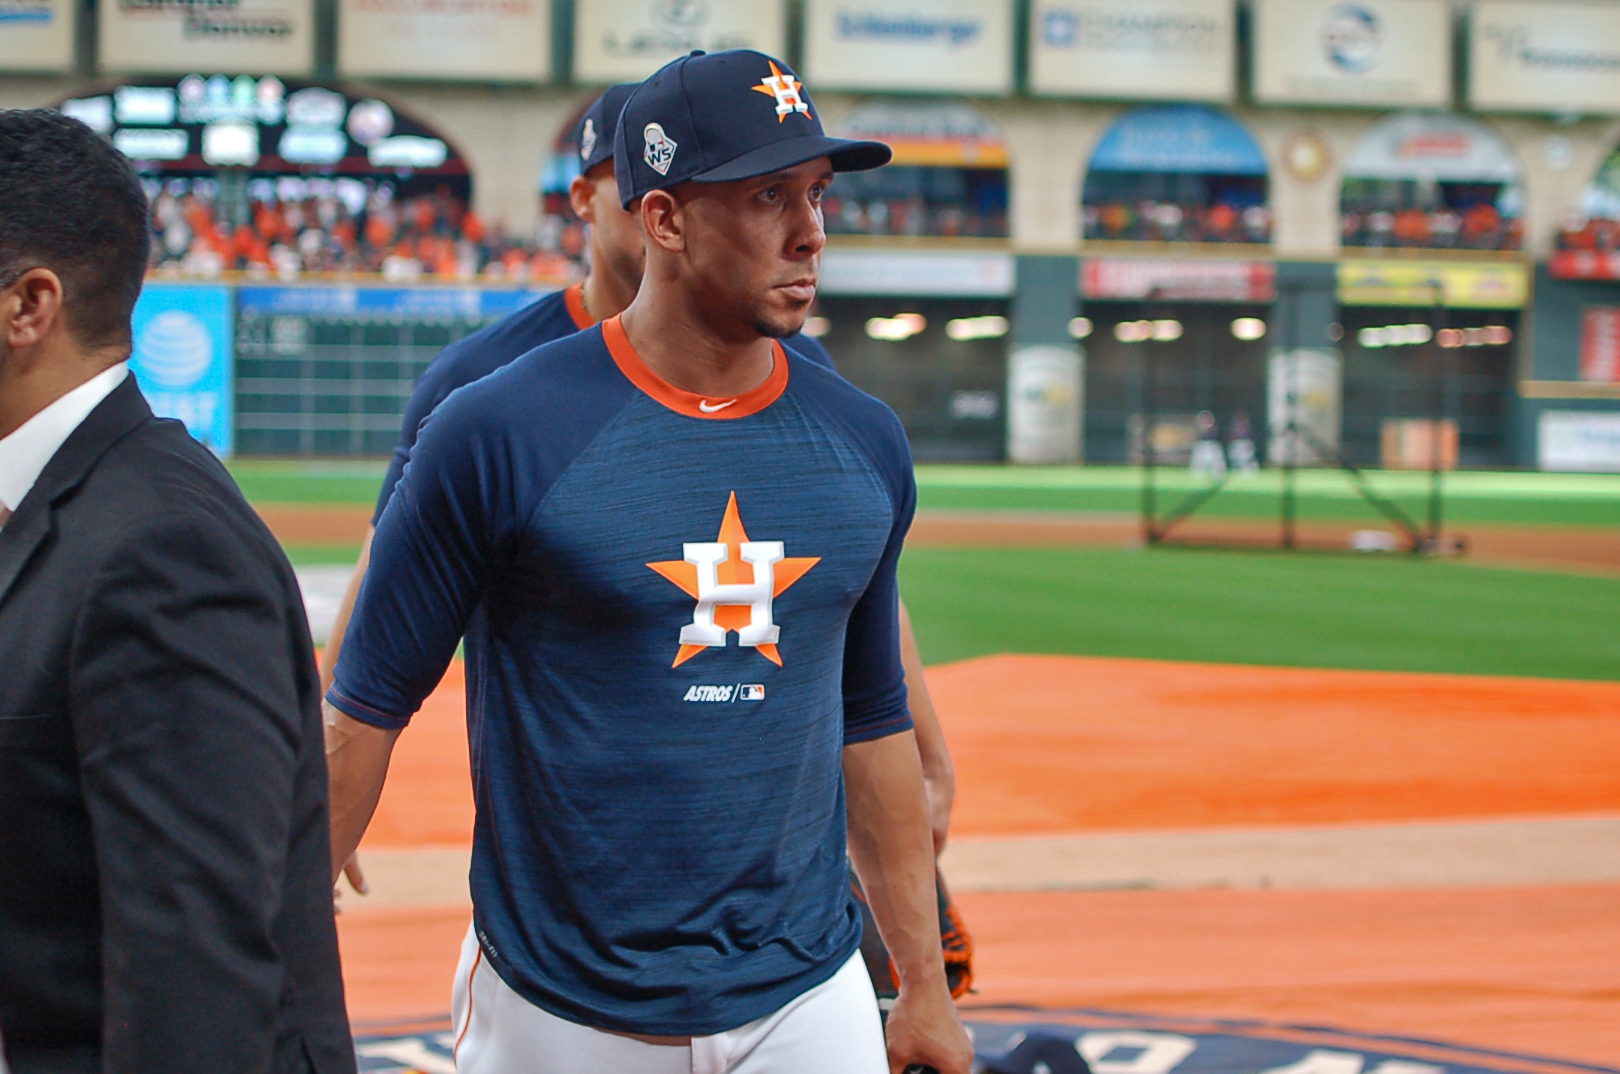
top-left (0, 111), bottom-right (355, 1074)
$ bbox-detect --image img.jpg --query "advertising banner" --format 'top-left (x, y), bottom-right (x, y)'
top-left (573, 0), bottom-right (783, 84)
top-left (339, 0), bottom-right (551, 82)
top-left (99, 0), bottom-right (314, 75)
top-left (835, 100), bottom-right (1007, 167)
top-left (1539, 409), bottom-right (1620, 471)
top-left (0, 0), bottom-right (74, 72)
top-left (129, 285), bottom-right (235, 457)
top-left (1469, 1), bottom-right (1620, 114)
top-left (235, 284), bottom-right (557, 318)
top-left (1029, 0), bottom-right (1234, 102)
top-left (802, 0), bottom-right (1014, 95)
top-left (1252, 0), bottom-right (1450, 107)
top-left (1580, 307), bottom-right (1620, 383)
top-left (819, 250), bottom-right (1015, 296)
top-left (1082, 258), bottom-right (1274, 302)
top-left (1007, 345), bottom-right (1083, 464)
top-left (1336, 260), bottom-right (1529, 309)
top-left (1267, 348), bottom-right (1341, 466)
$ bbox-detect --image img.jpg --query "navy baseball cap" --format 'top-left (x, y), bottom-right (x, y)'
top-left (571, 83), bottom-right (638, 174)
top-left (613, 49), bottom-right (891, 208)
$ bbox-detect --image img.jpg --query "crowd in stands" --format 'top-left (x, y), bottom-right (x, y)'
top-left (145, 177), bottom-right (584, 281)
top-left (1339, 180), bottom-right (1522, 251)
top-left (821, 165), bottom-right (1009, 238)
top-left (1082, 199), bottom-right (1272, 244)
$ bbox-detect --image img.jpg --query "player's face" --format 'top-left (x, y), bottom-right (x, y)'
top-left (677, 158), bottom-right (831, 339)
top-left (571, 164), bottom-right (645, 293)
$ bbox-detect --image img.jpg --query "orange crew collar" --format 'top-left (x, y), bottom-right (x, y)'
top-left (564, 281), bottom-right (596, 329)
top-left (602, 315), bottom-right (788, 420)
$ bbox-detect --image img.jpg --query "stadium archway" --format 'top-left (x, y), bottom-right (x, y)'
top-left (56, 75), bottom-right (499, 278)
top-left (1082, 105), bottom-right (1270, 246)
top-left (827, 99), bottom-right (1009, 239)
top-left (1340, 111), bottom-right (1525, 252)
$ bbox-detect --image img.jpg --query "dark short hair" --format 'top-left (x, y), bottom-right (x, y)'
top-left (0, 109), bottom-right (150, 352)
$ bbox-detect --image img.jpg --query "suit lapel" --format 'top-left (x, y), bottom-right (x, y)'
top-left (0, 377), bottom-right (153, 607)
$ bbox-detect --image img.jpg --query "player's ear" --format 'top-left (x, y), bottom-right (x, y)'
top-left (639, 190), bottom-right (685, 254)
top-left (568, 174), bottom-right (596, 225)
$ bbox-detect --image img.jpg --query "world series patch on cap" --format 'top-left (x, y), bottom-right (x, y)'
top-left (572, 82), bottom-right (638, 175)
top-left (613, 49), bottom-right (892, 208)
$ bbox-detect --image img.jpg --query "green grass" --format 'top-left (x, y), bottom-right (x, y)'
top-left (282, 542), bottom-right (366, 566)
top-left (898, 546), bottom-right (1620, 681)
top-left (915, 466), bottom-right (1620, 528)
top-left (231, 459), bottom-right (1620, 528)
top-left (230, 460), bottom-right (389, 505)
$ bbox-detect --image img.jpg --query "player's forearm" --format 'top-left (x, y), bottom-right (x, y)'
top-left (323, 702), bottom-right (400, 881)
top-left (318, 526), bottom-right (374, 696)
top-left (899, 603), bottom-right (954, 806)
top-left (844, 731), bottom-right (950, 991)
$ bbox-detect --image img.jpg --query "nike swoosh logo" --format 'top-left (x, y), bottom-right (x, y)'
top-left (698, 399), bottom-right (737, 413)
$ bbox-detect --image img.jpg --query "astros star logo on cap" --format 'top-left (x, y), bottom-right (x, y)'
top-left (752, 60), bottom-right (811, 122)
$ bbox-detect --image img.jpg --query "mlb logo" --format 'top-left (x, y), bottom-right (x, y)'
top-left (739, 684), bottom-right (765, 701)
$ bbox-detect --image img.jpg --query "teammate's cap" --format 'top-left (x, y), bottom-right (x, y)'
top-left (613, 49), bottom-right (891, 208)
top-left (571, 82), bottom-right (638, 174)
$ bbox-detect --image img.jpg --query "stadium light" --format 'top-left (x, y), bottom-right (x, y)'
top-left (1114, 320), bottom-right (1149, 343)
top-left (945, 315), bottom-right (1010, 341)
top-left (1151, 319), bottom-right (1183, 341)
top-left (1358, 323), bottom-right (1433, 349)
top-left (1231, 317), bottom-right (1267, 341)
top-left (1068, 316), bottom-right (1093, 340)
top-left (1439, 325), bottom-right (1513, 349)
top-left (865, 313), bottom-right (926, 341)
top-left (802, 316), bottom-right (830, 338)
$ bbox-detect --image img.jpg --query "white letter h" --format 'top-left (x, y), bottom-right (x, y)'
top-left (679, 541), bottom-right (783, 650)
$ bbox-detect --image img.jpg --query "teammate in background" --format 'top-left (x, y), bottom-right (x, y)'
top-left (1190, 409), bottom-right (1227, 479)
top-left (324, 50), bottom-right (973, 1072)
top-left (321, 84), bottom-right (961, 876)
top-left (1227, 409), bottom-right (1259, 473)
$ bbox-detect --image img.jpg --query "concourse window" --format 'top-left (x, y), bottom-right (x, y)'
top-left (1556, 145), bottom-right (1620, 255)
top-left (1340, 113), bottom-right (1525, 253)
top-left (824, 101), bottom-right (1009, 239)
top-left (1082, 105), bottom-right (1271, 246)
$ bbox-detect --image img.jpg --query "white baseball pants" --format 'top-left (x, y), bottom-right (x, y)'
top-left (449, 926), bottom-right (888, 1073)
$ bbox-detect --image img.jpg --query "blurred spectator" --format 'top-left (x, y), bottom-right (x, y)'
top-left (823, 165), bottom-right (1008, 238)
top-left (1340, 178), bottom-right (1522, 251)
top-left (143, 176), bottom-right (581, 281)
top-left (1082, 171), bottom-right (1270, 245)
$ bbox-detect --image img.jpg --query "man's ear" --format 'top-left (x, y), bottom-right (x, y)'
top-left (2, 268), bottom-right (65, 351)
top-left (569, 174), bottom-right (597, 225)
top-left (639, 190), bottom-right (685, 254)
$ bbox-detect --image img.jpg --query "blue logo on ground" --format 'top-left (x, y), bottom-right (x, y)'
top-left (129, 284), bottom-right (234, 456)
top-left (352, 1009), bottom-right (1620, 1074)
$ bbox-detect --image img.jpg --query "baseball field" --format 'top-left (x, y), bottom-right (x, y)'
top-left (244, 461), bottom-right (1620, 1072)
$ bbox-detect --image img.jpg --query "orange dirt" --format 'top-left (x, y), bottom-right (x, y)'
top-left (357, 654), bottom-right (1620, 851)
top-left (935, 654), bottom-right (1620, 837)
top-left (956, 884), bottom-right (1620, 1068)
top-left (336, 654), bottom-right (1620, 1064)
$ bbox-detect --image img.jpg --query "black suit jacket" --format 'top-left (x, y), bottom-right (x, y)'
top-left (0, 379), bottom-right (355, 1074)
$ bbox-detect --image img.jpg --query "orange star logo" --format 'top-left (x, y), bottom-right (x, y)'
top-left (752, 60), bottom-right (812, 123)
top-left (647, 491), bottom-right (819, 668)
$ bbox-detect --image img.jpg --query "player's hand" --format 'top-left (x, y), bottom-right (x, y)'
top-left (333, 853), bottom-right (369, 915)
top-left (923, 770), bottom-right (955, 857)
top-left (884, 977), bottom-right (973, 1074)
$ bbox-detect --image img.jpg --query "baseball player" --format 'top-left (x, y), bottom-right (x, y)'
top-left (320, 83), bottom-right (970, 987)
top-left (324, 51), bottom-right (973, 1073)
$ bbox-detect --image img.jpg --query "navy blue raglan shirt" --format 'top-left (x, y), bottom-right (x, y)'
top-left (374, 281), bottom-right (840, 524)
top-left (330, 316), bottom-right (915, 1036)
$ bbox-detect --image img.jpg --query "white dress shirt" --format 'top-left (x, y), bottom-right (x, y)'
top-left (0, 362), bottom-right (129, 526)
